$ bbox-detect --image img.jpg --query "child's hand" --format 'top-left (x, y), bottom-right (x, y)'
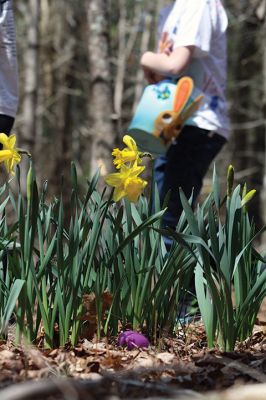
top-left (159, 32), bottom-right (173, 56)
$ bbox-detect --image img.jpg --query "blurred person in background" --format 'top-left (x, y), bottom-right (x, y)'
top-left (0, 0), bottom-right (18, 284)
top-left (0, 0), bottom-right (18, 137)
top-left (140, 0), bottom-right (230, 248)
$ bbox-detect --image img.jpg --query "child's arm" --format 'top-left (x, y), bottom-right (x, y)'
top-left (141, 46), bottom-right (195, 77)
top-left (141, 32), bottom-right (175, 83)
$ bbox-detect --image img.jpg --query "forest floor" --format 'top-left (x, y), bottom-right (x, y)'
top-left (1, 303), bottom-right (266, 400)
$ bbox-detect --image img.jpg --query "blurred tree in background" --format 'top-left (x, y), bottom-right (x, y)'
top-left (13, 0), bottom-right (266, 234)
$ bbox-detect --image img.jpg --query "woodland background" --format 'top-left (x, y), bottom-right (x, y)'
top-left (13, 0), bottom-right (266, 238)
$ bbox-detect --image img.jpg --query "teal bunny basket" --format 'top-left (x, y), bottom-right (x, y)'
top-left (128, 77), bottom-right (203, 156)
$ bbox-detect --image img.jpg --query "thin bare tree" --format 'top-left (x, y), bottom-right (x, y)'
top-left (21, 0), bottom-right (40, 149)
top-left (87, 0), bottom-right (116, 188)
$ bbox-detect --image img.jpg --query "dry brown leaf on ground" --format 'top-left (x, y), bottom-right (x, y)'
top-left (80, 292), bottom-right (113, 340)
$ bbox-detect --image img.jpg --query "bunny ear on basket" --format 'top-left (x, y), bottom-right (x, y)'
top-left (173, 76), bottom-right (194, 115)
top-left (180, 94), bottom-right (204, 124)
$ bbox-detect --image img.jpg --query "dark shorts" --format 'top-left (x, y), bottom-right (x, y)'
top-left (154, 125), bottom-right (226, 229)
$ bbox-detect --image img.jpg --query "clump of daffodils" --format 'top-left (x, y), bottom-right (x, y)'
top-left (0, 133), bottom-right (21, 175)
top-left (105, 135), bottom-right (148, 203)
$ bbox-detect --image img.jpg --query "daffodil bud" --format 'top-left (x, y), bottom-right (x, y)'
top-left (242, 183), bottom-right (247, 199)
top-left (241, 189), bottom-right (256, 209)
top-left (26, 163), bottom-right (33, 202)
top-left (227, 164), bottom-right (234, 198)
top-left (140, 152), bottom-right (153, 160)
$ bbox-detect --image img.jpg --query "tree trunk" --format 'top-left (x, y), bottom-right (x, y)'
top-left (132, 10), bottom-right (153, 113)
top-left (87, 0), bottom-right (115, 190)
top-left (21, 0), bottom-right (40, 149)
top-left (16, 0), bottom-right (40, 190)
top-left (260, 2), bottom-right (266, 230)
top-left (226, 0), bottom-right (264, 229)
top-left (114, 0), bottom-right (142, 130)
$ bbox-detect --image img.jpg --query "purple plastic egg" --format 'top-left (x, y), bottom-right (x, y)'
top-left (118, 330), bottom-right (135, 347)
top-left (118, 330), bottom-right (149, 350)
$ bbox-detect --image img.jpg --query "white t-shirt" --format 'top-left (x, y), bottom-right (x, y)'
top-left (160, 0), bottom-right (230, 139)
top-left (0, 0), bottom-right (18, 118)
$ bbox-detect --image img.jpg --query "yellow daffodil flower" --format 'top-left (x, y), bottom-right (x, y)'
top-left (105, 162), bottom-right (147, 203)
top-left (0, 133), bottom-right (21, 174)
top-left (112, 135), bottom-right (142, 169)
